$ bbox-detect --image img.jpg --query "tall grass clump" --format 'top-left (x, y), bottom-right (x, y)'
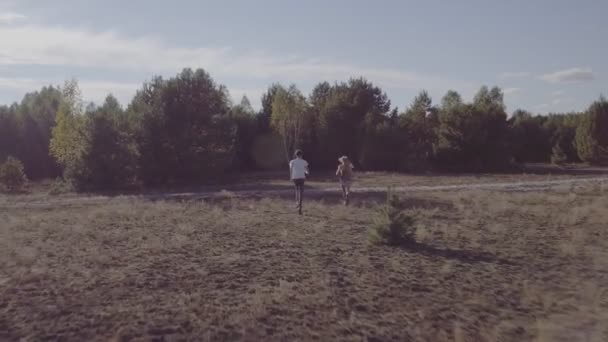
top-left (369, 189), bottom-right (417, 246)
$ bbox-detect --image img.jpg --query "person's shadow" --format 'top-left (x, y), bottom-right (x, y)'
top-left (399, 241), bottom-right (517, 266)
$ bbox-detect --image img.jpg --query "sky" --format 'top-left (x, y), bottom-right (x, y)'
top-left (0, 0), bottom-right (606, 114)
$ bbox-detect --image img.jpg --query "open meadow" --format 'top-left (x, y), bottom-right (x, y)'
top-left (1, 178), bottom-right (608, 341)
top-left (2, 1), bottom-right (608, 340)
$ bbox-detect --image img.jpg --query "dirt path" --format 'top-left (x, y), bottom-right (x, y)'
top-left (3, 176), bottom-right (607, 208)
top-left (157, 176), bottom-right (608, 198)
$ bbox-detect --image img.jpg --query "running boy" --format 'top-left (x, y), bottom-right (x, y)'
top-left (289, 150), bottom-right (309, 215)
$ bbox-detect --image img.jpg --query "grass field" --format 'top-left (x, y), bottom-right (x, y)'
top-left (1, 179), bottom-right (608, 341)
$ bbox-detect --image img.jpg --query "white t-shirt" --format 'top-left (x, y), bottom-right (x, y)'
top-left (289, 158), bottom-right (309, 180)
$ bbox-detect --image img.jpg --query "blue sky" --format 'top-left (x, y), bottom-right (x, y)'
top-left (0, 0), bottom-right (606, 113)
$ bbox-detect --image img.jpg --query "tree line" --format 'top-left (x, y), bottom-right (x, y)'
top-left (0, 68), bottom-right (607, 191)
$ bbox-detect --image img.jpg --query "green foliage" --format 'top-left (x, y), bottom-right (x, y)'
top-left (49, 79), bottom-right (89, 186)
top-left (131, 68), bottom-right (236, 185)
top-left (359, 118), bottom-right (403, 171)
top-left (251, 133), bottom-right (285, 170)
top-left (399, 90), bottom-right (438, 171)
top-left (576, 97), bottom-right (608, 165)
top-left (509, 110), bottom-right (551, 163)
top-left (551, 143), bottom-right (568, 165)
top-left (0, 87), bottom-right (62, 180)
top-left (2, 70), bottom-right (607, 191)
top-left (50, 84), bottom-right (139, 190)
top-left (434, 86), bottom-right (511, 171)
top-left (230, 96), bottom-right (259, 170)
top-left (0, 106), bottom-right (19, 163)
top-left (48, 177), bottom-right (75, 195)
top-left (369, 190), bottom-right (417, 246)
top-left (16, 86), bottom-right (63, 179)
top-left (271, 84), bottom-right (311, 162)
top-left (0, 156), bottom-right (28, 193)
top-left (508, 111), bottom-right (580, 164)
top-left (544, 113), bottom-right (581, 163)
top-left (79, 95), bottom-right (140, 190)
top-left (440, 90), bottom-right (463, 112)
top-left (258, 84), bottom-right (281, 133)
top-left (309, 78), bottom-right (391, 168)
top-left (409, 90), bottom-right (432, 114)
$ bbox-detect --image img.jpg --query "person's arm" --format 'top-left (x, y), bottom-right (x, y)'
top-left (289, 161), bottom-right (293, 180)
top-left (305, 161), bottom-right (310, 176)
top-left (336, 165), bottom-right (342, 176)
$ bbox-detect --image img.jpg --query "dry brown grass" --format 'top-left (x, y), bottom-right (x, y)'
top-left (1, 183), bottom-right (607, 341)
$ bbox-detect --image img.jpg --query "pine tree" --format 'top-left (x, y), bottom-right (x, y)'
top-left (551, 143), bottom-right (567, 166)
top-left (0, 156), bottom-right (28, 192)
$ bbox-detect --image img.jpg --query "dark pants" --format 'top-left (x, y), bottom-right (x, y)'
top-left (293, 179), bottom-right (305, 214)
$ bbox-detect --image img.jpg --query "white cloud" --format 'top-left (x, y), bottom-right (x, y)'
top-left (499, 72), bottom-right (530, 80)
top-left (0, 76), bottom-right (39, 91)
top-left (551, 90), bottom-right (564, 97)
top-left (0, 22), bottom-right (473, 94)
top-left (503, 87), bottom-right (521, 95)
top-left (77, 80), bottom-right (140, 105)
top-left (226, 87), bottom-right (266, 109)
top-left (535, 103), bottom-right (550, 109)
top-left (0, 11), bottom-right (25, 24)
top-left (540, 67), bottom-right (594, 84)
top-left (551, 98), bottom-right (572, 106)
top-left (0, 24), bottom-right (229, 69)
top-left (532, 98), bottom-right (573, 112)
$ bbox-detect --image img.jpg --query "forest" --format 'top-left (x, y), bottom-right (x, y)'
top-left (1, 68), bottom-right (607, 191)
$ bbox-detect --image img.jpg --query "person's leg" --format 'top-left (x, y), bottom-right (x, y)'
top-left (294, 182), bottom-right (299, 206)
top-left (345, 182), bottom-right (351, 205)
top-left (340, 178), bottom-right (350, 205)
top-left (293, 179), bottom-right (303, 213)
top-left (297, 180), bottom-right (304, 214)
top-left (339, 178), bottom-right (346, 202)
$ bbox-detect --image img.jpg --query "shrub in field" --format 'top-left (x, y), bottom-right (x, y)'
top-left (0, 156), bottom-right (28, 192)
top-left (48, 177), bottom-right (75, 195)
top-left (369, 190), bottom-right (417, 246)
